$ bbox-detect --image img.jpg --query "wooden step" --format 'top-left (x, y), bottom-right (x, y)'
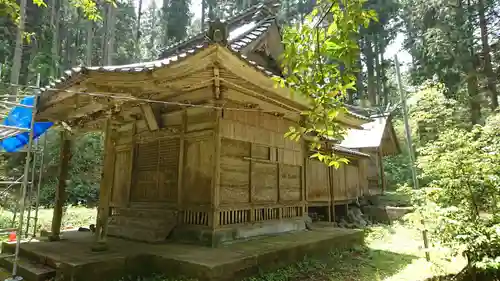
top-left (0, 254), bottom-right (55, 281)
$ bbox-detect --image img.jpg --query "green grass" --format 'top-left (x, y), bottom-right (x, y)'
top-left (245, 222), bottom-right (465, 281)
top-left (0, 205), bottom-right (96, 238)
top-left (0, 207), bottom-right (465, 281)
top-left (377, 190), bottom-right (412, 207)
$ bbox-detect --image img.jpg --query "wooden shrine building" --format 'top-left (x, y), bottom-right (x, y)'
top-left (341, 113), bottom-right (400, 195)
top-left (35, 3), bottom-right (397, 247)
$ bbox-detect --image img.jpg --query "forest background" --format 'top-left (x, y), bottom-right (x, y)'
top-left (0, 0), bottom-right (499, 276)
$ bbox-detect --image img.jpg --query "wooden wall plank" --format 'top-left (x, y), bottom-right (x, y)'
top-left (279, 164), bottom-right (301, 201)
top-left (183, 136), bottom-right (213, 204)
top-left (251, 162), bottom-right (278, 202)
top-left (110, 148), bottom-right (133, 207)
top-left (220, 157), bottom-right (250, 204)
top-left (306, 159), bottom-right (330, 202)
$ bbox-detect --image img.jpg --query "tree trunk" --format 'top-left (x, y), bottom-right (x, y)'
top-left (136, 0), bottom-right (143, 60)
top-left (467, 71), bottom-right (481, 125)
top-left (25, 40), bottom-right (39, 85)
top-left (102, 3), bottom-right (116, 65)
top-left (208, 0), bottom-right (215, 21)
top-left (50, 0), bottom-right (60, 78)
top-left (62, 23), bottom-right (71, 71)
top-left (102, 4), bottom-right (109, 65)
top-left (201, 0), bottom-right (206, 30)
top-left (8, 0), bottom-right (28, 101)
top-left (355, 39), bottom-right (364, 104)
top-left (379, 36), bottom-right (388, 106)
top-left (459, 0), bottom-right (481, 125)
top-left (478, 0), bottom-right (498, 109)
top-left (107, 4), bottom-right (116, 66)
top-left (365, 35), bottom-right (376, 106)
top-left (86, 20), bottom-right (93, 66)
top-left (374, 33), bottom-right (382, 106)
top-left (70, 12), bottom-right (81, 67)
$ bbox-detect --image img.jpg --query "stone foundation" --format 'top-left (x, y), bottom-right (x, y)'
top-left (1, 227), bottom-right (365, 281)
top-left (171, 218), bottom-right (306, 247)
top-left (362, 205), bottom-right (413, 224)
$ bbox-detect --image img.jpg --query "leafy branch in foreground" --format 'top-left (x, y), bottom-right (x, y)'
top-left (275, 0), bottom-right (377, 167)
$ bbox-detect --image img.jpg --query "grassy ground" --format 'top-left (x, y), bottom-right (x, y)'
top-left (243, 222), bottom-right (465, 281)
top-left (0, 205), bottom-right (96, 238)
top-left (376, 190), bottom-right (412, 207)
top-left (0, 205), bottom-right (465, 281)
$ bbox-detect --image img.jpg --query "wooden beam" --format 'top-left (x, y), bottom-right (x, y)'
top-left (216, 46), bottom-right (310, 108)
top-left (92, 118), bottom-right (115, 252)
top-left (49, 131), bottom-right (72, 241)
top-left (140, 104), bottom-right (160, 131)
top-left (221, 78), bottom-right (301, 114)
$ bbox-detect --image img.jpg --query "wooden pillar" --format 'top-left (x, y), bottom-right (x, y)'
top-left (378, 149), bottom-right (386, 195)
top-left (177, 109), bottom-right (187, 209)
top-left (92, 118), bottom-right (114, 252)
top-left (211, 65), bottom-right (222, 230)
top-left (327, 167), bottom-right (332, 223)
top-left (249, 144), bottom-right (254, 222)
top-left (300, 116), bottom-right (308, 216)
top-left (49, 131), bottom-right (72, 241)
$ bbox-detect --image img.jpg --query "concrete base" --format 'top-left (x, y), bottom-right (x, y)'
top-left (1, 226), bottom-right (364, 281)
top-left (172, 218), bottom-right (306, 247)
top-left (363, 205), bottom-right (413, 224)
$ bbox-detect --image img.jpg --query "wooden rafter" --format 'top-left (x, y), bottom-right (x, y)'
top-left (140, 104), bottom-right (161, 131)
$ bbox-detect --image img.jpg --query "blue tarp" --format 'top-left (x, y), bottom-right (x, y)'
top-left (0, 96), bottom-right (53, 152)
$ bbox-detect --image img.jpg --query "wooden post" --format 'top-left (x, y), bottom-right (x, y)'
top-left (300, 115), bottom-right (307, 216)
top-left (92, 118), bottom-right (114, 252)
top-left (395, 55), bottom-right (430, 262)
top-left (49, 131), bottom-right (72, 241)
top-left (177, 109), bottom-right (187, 209)
top-left (327, 167), bottom-right (332, 222)
top-left (248, 143), bottom-right (254, 222)
top-left (211, 65), bottom-right (222, 230)
top-left (378, 149), bottom-right (386, 194)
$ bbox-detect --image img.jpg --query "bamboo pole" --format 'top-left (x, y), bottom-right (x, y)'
top-left (395, 55), bottom-right (431, 262)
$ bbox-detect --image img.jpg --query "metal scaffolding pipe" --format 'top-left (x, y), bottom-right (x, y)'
top-left (12, 94), bottom-right (37, 277)
top-left (25, 138), bottom-right (38, 236)
top-left (32, 133), bottom-right (47, 237)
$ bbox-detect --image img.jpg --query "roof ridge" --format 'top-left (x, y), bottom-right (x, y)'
top-left (159, 1), bottom-right (280, 58)
top-left (228, 16), bottom-right (275, 44)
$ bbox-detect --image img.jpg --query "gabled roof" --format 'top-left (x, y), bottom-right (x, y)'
top-left (37, 1), bottom-right (372, 130)
top-left (159, 1), bottom-right (280, 58)
top-left (38, 42), bottom-right (281, 101)
top-left (340, 113), bottom-right (401, 156)
top-left (333, 145), bottom-right (370, 158)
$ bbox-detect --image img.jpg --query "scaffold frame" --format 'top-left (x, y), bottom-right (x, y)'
top-left (0, 89), bottom-right (47, 278)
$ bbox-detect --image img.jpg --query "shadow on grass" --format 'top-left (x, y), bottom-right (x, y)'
top-left (245, 245), bottom-right (418, 281)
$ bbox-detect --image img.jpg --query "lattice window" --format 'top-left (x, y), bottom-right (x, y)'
top-left (132, 138), bottom-right (180, 202)
top-left (219, 209), bottom-right (250, 226)
top-left (181, 209), bottom-right (209, 226)
top-left (253, 207), bottom-right (279, 222)
top-left (281, 206), bottom-right (303, 218)
top-left (135, 141), bottom-right (158, 171)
